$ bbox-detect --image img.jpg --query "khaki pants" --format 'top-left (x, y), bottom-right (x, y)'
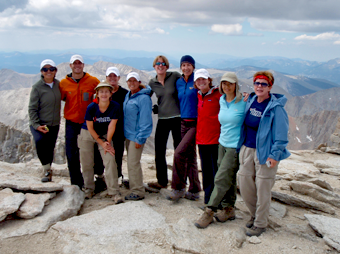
top-left (78, 129), bottom-right (119, 195)
top-left (237, 145), bottom-right (278, 228)
top-left (126, 139), bottom-right (145, 197)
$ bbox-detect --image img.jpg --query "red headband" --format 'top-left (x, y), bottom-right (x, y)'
top-left (253, 75), bottom-right (273, 86)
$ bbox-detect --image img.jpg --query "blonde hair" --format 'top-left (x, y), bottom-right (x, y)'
top-left (153, 55), bottom-right (170, 68)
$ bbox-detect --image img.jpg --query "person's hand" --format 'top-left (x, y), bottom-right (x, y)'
top-left (135, 142), bottom-right (142, 149)
top-left (243, 92), bottom-right (249, 101)
top-left (37, 125), bottom-right (49, 134)
top-left (266, 158), bottom-right (278, 168)
top-left (101, 141), bottom-right (115, 156)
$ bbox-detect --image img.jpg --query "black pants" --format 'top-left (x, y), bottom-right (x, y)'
top-left (154, 117), bottom-right (181, 186)
top-left (198, 144), bottom-right (219, 204)
top-left (30, 125), bottom-right (59, 167)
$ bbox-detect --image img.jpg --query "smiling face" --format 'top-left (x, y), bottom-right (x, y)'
top-left (221, 81), bottom-right (236, 97)
top-left (195, 77), bottom-right (210, 94)
top-left (41, 64), bottom-right (56, 83)
top-left (97, 87), bottom-right (112, 102)
top-left (254, 78), bottom-right (272, 99)
top-left (70, 60), bottom-right (84, 75)
top-left (154, 57), bottom-right (168, 76)
top-left (127, 77), bottom-right (141, 94)
top-left (106, 73), bottom-right (120, 91)
top-left (181, 62), bottom-right (194, 79)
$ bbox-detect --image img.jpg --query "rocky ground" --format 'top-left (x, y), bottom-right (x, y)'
top-left (0, 149), bottom-right (340, 254)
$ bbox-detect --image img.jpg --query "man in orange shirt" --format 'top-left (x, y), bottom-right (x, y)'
top-left (60, 55), bottom-right (100, 188)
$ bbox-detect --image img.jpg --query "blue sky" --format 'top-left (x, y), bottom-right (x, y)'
top-left (1, 0), bottom-right (340, 61)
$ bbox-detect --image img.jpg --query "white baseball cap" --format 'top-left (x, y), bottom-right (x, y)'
top-left (194, 69), bottom-right (210, 82)
top-left (126, 72), bottom-right (140, 82)
top-left (40, 59), bottom-right (56, 70)
top-left (106, 67), bottom-right (120, 77)
top-left (70, 54), bottom-right (84, 64)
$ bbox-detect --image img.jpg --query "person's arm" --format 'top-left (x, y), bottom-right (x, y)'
top-left (134, 96), bottom-right (153, 148)
top-left (106, 119), bottom-right (117, 143)
top-left (28, 86), bottom-right (49, 133)
top-left (267, 106), bottom-right (289, 168)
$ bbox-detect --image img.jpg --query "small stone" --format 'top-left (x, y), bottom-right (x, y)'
top-left (247, 236), bottom-right (261, 244)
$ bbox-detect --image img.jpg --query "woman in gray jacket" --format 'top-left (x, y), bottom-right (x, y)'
top-left (28, 59), bottom-right (61, 182)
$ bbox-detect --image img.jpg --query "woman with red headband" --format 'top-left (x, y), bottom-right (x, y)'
top-left (237, 71), bottom-right (290, 237)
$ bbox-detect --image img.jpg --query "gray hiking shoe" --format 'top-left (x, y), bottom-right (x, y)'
top-left (214, 206), bottom-right (235, 222)
top-left (184, 191), bottom-right (200, 201)
top-left (246, 216), bottom-right (255, 228)
top-left (83, 188), bottom-right (94, 199)
top-left (112, 193), bottom-right (124, 204)
top-left (246, 226), bottom-right (266, 237)
top-left (194, 208), bottom-right (214, 229)
top-left (166, 189), bottom-right (185, 201)
top-left (41, 169), bottom-right (52, 182)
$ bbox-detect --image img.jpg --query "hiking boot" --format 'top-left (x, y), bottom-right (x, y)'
top-left (184, 191), bottom-right (200, 201)
top-left (214, 206), bottom-right (235, 222)
top-left (194, 208), bottom-right (214, 229)
top-left (125, 193), bottom-right (144, 201)
top-left (41, 169), bottom-right (52, 182)
top-left (83, 188), bottom-right (94, 199)
top-left (246, 216), bottom-right (255, 228)
top-left (148, 181), bottom-right (168, 190)
top-left (166, 189), bottom-right (185, 201)
top-left (246, 226), bottom-right (266, 237)
top-left (112, 193), bottom-right (124, 204)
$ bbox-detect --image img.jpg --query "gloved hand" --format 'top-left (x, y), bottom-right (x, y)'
top-left (152, 104), bottom-right (158, 114)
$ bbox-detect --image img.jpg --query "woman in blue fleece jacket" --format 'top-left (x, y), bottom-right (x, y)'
top-left (123, 72), bottom-right (153, 201)
top-left (237, 71), bottom-right (290, 237)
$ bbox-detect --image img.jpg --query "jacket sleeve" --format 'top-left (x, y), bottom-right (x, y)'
top-left (28, 86), bottom-right (41, 130)
top-left (269, 106), bottom-right (290, 161)
top-left (135, 96), bottom-right (153, 145)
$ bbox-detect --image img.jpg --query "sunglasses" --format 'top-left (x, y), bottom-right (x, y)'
top-left (254, 82), bottom-right (269, 87)
top-left (155, 62), bottom-right (166, 66)
top-left (41, 67), bottom-right (57, 72)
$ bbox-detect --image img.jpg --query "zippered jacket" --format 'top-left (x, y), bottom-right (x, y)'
top-left (237, 92), bottom-right (291, 164)
top-left (28, 77), bottom-right (61, 129)
top-left (176, 73), bottom-right (198, 119)
top-left (196, 87), bottom-right (221, 145)
top-left (59, 72), bottom-right (100, 124)
top-left (123, 86), bottom-right (153, 145)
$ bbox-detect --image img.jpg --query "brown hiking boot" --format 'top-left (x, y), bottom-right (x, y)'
top-left (112, 193), bottom-right (124, 204)
top-left (246, 226), bottom-right (266, 237)
top-left (41, 169), bottom-right (52, 182)
top-left (246, 216), bottom-right (255, 228)
top-left (214, 206), bottom-right (236, 222)
top-left (194, 208), bottom-right (214, 229)
top-left (148, 181), bottom-right (168, 190)
top-left (84, 188), bottom-right (94, 199)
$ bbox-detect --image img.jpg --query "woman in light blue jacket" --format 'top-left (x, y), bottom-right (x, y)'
top-left (123, 72), bottom-right (153, 201)
top-left (237, 71), bottom-right (290, 237)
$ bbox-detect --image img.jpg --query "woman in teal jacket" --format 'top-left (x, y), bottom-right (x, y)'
top-left (123, 72), bottom-right (153, 201)
top-left (237, 71), bottom-right (290, 237)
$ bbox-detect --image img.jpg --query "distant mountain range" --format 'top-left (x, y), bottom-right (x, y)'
top-left (0, 50), bottom-right (339, 84)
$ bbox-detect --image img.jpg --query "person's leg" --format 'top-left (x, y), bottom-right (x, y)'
top-left (154, 119), bottom-right (171, 187)
top-left (65, 120), bottom-right (84, 188)
top-left (126, 139), bottom-right (145, 198)
top-left (199, 144), bottom-right (219, 204)
top-left (112, 132), bottom-right (125, 178)
top-left (93, 143), bottom-right (104, 176)
top-left (170, 117), bottom-right (182, 149)
top-left (77, 129), bottom-right (95, 192)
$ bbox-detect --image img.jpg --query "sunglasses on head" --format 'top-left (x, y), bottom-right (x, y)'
top-left (254, 82), bottom-right (269, 87)
top-left (155, 62), bottom-right (166, 66)
top-left (41, 67), bottom-right (57, 72)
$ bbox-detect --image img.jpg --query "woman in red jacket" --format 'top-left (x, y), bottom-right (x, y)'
top-left (194, 69), bottom-right (222, 204)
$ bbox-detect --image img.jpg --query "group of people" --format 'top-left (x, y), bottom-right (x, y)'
top-left (28, 54), bottom-right (290, 237)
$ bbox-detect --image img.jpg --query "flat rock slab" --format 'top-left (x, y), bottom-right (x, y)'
top-left (0, 167), bottom-right (63, 192)
top-left (305, 214), bottom-right (340, 252)
top-left (16, 192), bottom-right (55, 219)
top-left (0, 185), bottom-right (84, 239)
top-left (0, 188), bottom-right (25, 222)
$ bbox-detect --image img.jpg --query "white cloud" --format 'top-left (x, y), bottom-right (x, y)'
top-left (211, 24), bottom-right (242, 35)
top-left (334, 41), bottom-right (340, 45)
top-left (295, 32), bottom-right (340, 40)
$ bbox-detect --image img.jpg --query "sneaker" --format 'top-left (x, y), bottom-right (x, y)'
top-left (246, 226), bottom-right (266, 237)
top-left (214, 207), bottom-right (235, 222)
top-left (83, 188), bottom-right (94, 199)
top-left (184, 191), bottom-right (200, 201)
top-left (194, 208), bottom-right (214, 229)
top-left (148, 181), bottom-right (168, 190)
top-left (166, 189), bottom-right (185, 201)
top-left (41, 169), bottom-right (52, 182)
top-left (125, 193), bottom-right (144, 201)
top-left (246, 216), bottom-right (255, 228)
top-left (112, 193), bottom-right (124, 204)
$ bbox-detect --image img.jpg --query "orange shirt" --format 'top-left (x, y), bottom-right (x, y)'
top-left (60, 73), bottom-right (100, 124)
